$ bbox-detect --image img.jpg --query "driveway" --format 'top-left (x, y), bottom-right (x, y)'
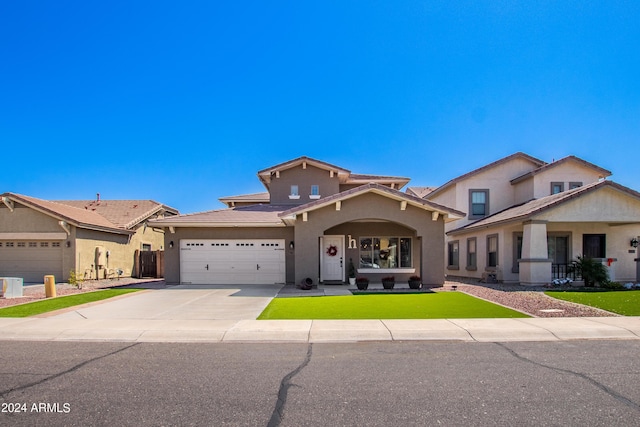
top-left (50, 284), bottom-right (283, 321)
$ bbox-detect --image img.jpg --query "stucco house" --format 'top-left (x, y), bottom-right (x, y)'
top-left (149, 157), bottom-right (464, 286)
top-left (419, 152), bottom-right (640, 285)
top-left (0, 193), bottom-right (178, 283)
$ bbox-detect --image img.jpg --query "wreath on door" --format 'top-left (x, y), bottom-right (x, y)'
top-left (326, 245), bottom-right (338, 257)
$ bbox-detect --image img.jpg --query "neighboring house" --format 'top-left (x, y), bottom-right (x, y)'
top-left (421, 152), bottom-right (640, 285)
top-left (0, 193), bottom-right (178, 283)
top-left (149, 157), bottom-right (464, 286)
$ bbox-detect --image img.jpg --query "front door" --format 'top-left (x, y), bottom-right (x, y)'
top-left (320, 235), bottom-right (344, 282)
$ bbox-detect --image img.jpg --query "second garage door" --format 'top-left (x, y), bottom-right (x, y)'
top-left (180, 239), bottom-right (286, 285)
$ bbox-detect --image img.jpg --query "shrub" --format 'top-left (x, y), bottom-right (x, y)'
top-left (382, 276), bottom-right (395, 282)
top-left (570, 255), bottom-right (608, 287)
top-left (601, 281), bottom-right (625, 290)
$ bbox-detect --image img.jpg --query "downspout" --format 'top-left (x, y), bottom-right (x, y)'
top-left (58, 220), bottom-right (71, 236)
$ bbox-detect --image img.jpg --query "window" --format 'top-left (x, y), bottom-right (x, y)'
top-left (359, 237), bottom-right (412, 269)
top-left (289, 185), bottom-right (300, 200)
top-left (487, 234), bottom-right (498, 268)
top-left (467, 238), bottom-right (477, 270)
top-left (142, 243), bottom-right (151, 251)
top-left (29, 242), bottom-right (37, 248)
top-left (469, 190), bottom-right (489, 219)
top-left (569, 182), bottom-right (582, 190)
top-left (583, 234), bottom-right (605, 258)
top-left (40, 242), bottom-right (49, 247)
top-left (551, 182), bottom-right (564, 194)
top-left (310, 185), bottom-right (320, 199)
top-left (448, 241), bottom-right (459, 269)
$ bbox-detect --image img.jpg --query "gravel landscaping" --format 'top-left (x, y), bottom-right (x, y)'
top-left (443, 280), bottom-right (618, 317)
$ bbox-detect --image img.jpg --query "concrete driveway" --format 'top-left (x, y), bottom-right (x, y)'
top-left (51, 284), bottom-right (283, 321)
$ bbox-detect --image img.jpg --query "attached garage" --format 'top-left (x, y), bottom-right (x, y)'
top-left (180, 239), bottom-right (286, 285)
top-left (0, 240), bottom-right (63, 283)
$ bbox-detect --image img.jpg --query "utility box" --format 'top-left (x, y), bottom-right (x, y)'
top-left (0, 277), bottom-right (24, 298)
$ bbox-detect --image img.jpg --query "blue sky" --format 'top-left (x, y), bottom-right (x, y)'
top-left (2, 1), bottom-right (639, 214)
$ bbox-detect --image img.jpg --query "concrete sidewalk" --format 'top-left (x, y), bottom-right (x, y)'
top-left (0, 284), bottom-right (638, 343)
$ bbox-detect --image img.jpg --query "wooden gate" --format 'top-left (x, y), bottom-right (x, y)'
top-left (135, 250), bottom-right (164, 278)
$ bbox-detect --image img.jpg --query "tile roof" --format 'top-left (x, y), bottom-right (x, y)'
top-left (218, 192), bottom-right (270, 206)
top-left (510, 155), bottom-right (612, 184)
top-left (2, 193), bottom-right (178, 234)
top-left (55, 199), bottom-right (178, 229)
top-left (426, 152), bottom-right (546, 199)
top-left (279, 182), bottom-right (465, 221)
top-left (148, 204), bottom-right (288, 227)
top-left (405, 186), bottom-right (437, 198)
top-left (2, 193), bottom-right (130, 234)
top-left (447, 180), bottom-right (639, 235)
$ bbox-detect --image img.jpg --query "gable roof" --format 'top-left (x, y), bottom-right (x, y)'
top-left (447, 180), bottom-right (640, 235)
top-left (406, 186), bottom-right (437, 198)
top-left (279, 182), bottom-right (465, 224)
top-left (258, 156), bottom-right (351, 188)
top-left (257, 155), bottom-right (410, 189)
top-left (218, 192), bottom-right (270, 207)
top-left (1, 193), bottom-right (178, 235)
top-left (426, 152), bottom-right (546, 199)
top-left (148, 204), bottom-right (287, 228)
top-left (510, 155), bottom-right (611, 184)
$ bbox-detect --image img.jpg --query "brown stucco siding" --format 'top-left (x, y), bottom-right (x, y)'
top-left (268, 164), bottom-right (340, 205)
top-left (292, 192), bottom-right (445, 285)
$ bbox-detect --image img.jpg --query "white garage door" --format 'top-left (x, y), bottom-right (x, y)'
top-left (0, 241), bottom-right (63, 283)
top-left (180, 239), bottom-right (286, 285)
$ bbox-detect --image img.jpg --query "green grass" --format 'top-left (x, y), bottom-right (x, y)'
top-left (0, 288), bottom-right (141, 318)
top-left (258, 292), bottom-right (529, 319)
top-left (545, 290), bottom-right (640, 316)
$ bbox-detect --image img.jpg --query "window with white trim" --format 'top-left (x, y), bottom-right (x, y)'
top-left (289, 185), bottom-right (300, 199)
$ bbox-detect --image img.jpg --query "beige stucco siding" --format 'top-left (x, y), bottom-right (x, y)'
top-left (433, 157), bottom-right (538, 232)
top-left (536, 186), bottom-right (640, 223)
top-left (531, 163), bottom-right (605, 200)
top-left (162, 227), bottom-right (294, 285)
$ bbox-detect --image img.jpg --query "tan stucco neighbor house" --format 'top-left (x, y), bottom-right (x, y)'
top-left (149, 157), bottom-right (464, 286)
top-left (0, 193), bottom-right (178, 283)
top-left (419, 152), bottom-right (640, 285)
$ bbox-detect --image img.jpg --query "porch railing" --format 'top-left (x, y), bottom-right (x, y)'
top-left (552, 263), bottom-right (580, 280)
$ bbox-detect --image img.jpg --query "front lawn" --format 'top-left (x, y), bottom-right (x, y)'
top-left (0, 289), bottom-right (141, 317)
top-left (545, 290), bottom-right (640, 316)
top-left (258, 292), bottom-right (529, 319)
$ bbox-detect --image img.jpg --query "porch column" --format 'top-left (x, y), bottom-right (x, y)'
top-left (519, 220), bottom-right (552, 286)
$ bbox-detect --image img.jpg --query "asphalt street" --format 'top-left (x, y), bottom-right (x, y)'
top-left (1, 340), bottom-right (639, 426)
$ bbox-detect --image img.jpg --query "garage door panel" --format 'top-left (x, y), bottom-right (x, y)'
top-left (180, 239), bottom-right (285, 285)
top-left (0, 244), bottom-right (63, 283)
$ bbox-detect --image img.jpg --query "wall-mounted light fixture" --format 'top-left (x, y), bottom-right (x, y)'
top-left (289, 241), bottom-right (295, 250)
top-left (66, 241), bottom-right (71, 248)
top-left (169, 241), bottom-right (174, 248)
top-left (631, 237), bottom-right (639, 248)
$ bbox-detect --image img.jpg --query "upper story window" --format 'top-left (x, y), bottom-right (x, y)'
top-left (289, 185), bottom-right (300, 200)
top-left (569, 182), bottom-right (582, 190)
top-left (310, 185), bottom-right (320, 199)
top-left (469, 189), bottom-right (489, 219)
top-left (551, 182), bottom-right (564, 195)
